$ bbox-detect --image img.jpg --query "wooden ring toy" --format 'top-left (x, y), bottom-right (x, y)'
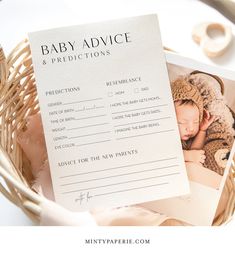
top-left (192, 22), bottom-right (232, 57)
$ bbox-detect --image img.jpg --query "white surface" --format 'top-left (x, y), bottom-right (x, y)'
top-left (0, 0), bottom-right (235, 226)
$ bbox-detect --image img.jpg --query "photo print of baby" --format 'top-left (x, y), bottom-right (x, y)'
top-left (141, 51), bottom-right (235, 225)
top-left (170, 64), bottom-right (234, 189)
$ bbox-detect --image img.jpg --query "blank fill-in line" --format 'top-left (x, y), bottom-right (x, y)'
top-left (60, 168), bottom-right (179, 186)
top-left (67, 122), bottom-right (110, 131)
top-left (76, 139), bottom-right (111, 147)
top-left (69, 131), bottom-right (111, 139)
top-left (116, 129), bottom-right (175, 140)
top-left (111, 104), bottom-right (168, 114)
top-left (62, 97), bottom-right (103, 106)
top-left (62, 174), bottom-right (176, 194)
top-left (75, 114), bottom-right (107, 121)
top-left (114, 117), bottom-right (171, 127)
top-left (75, 106), bottom-right (105, 112)
top-left (59, 157), bottom-right (178, 179)
top-left (93, 182), bottom-right (169, 198)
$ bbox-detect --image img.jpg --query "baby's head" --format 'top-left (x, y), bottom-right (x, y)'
top-left (174, 99), bottom-right (200, 141)
top-left (171, 77), bottom-right (204, 141)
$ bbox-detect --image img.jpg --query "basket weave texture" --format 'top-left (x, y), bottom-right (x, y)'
top-left (0, 39), bottom-right (234, 225)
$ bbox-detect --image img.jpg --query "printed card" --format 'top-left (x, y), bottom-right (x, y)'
top-left (28, 15), bottom-right (189, 211)
top-left (141, 51), bottom-right (235, 225)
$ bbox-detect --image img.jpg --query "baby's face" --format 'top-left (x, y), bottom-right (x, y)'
top-left (174, 101), bottom-right (200, 141)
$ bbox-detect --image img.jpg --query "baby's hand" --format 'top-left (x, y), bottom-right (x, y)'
top-left (200, 110), bottom-right (217, 131)
top-left (183, 150), bottom-right (206, 164)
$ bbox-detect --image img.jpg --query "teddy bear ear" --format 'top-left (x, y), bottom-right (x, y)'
top-left (214, 148), bottom-right (230, 169)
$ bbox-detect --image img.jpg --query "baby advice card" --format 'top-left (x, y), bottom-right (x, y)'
top-left (29, 14), bottom-right (189, 211)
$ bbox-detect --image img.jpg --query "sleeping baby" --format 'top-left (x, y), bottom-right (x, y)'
top-left (171, 78), bottom-right (216, 165)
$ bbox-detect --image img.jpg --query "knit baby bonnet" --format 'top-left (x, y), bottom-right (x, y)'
top-left (171, 77), bottom-right (204, 122)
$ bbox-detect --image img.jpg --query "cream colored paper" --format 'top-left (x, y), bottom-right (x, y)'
top-left (29, 15), bottom-right (189, 211)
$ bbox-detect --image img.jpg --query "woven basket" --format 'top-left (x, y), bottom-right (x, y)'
top-left (0, 39), bottom-right (234, 225)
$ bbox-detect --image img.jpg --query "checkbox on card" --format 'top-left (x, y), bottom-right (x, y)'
top-left (134, 88), bottom-right (139, 93)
